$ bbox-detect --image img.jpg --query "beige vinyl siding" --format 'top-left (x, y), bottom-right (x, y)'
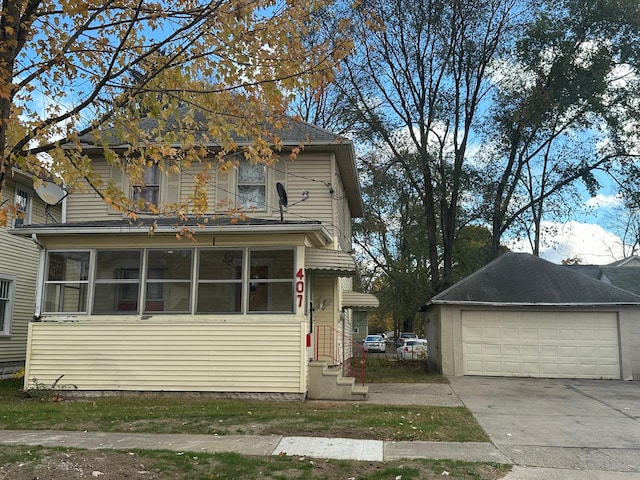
top-left (0, 229), bottom-right (39, 364)
top-left (331, 168), bottom-right (352, 252)
top-left (66, 159), bottom-right (181, 221)
top-left (64, 152), bottom-right (351, 236)
top-left (25, 320), bottom-right (308, 393)
top-left (1, 176), bottom-right (53, 366)
top-left (286, 154), bottom-right (335, 233)
top-left (180, 161), bottom-right (218, 210)
top-left (65, 160), bottom-right (115, 221)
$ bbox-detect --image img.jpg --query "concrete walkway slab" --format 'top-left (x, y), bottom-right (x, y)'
top-left (0, 430), bottom-right (282, 457)
top-left (274, 436), bottom-right (383, 461)
top-left (503, 466), bottom-right (640, 479)
top-left (367, 383), bottom-right (463, 406)
top-left (384, 440), bottom-right (510, 463)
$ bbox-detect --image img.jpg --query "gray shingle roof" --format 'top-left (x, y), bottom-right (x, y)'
top-left (78, 108), bottom-right (346, 148)
top-left (564, 256), bottom-right (640, 295)
top-left (597, 268), bottom-right (640, 295)
top-left (430, 252), bottom-right (640, 306)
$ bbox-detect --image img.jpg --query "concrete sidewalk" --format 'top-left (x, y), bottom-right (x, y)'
top-left (3, 380), bottom-right (640, 479)
top-left (0, 429), bottom-right (509, 464)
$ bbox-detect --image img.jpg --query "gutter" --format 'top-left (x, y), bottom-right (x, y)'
top-left (10, 222), bottom-right (334, 245)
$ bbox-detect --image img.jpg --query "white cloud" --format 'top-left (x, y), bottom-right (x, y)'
top-left (584, 193), bottom-right (623, 209)
top-left (508, 221), bottom-right (625, 265)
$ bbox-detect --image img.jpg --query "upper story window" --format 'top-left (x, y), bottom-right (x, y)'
top-left (14, 186), bottom-right (30, 226)
top-left (131, 163), bottom-right (160, 211)
top-left (237, 160), bottom-right (266, 210)
top-left (0, 275), bottom-right (15, 336)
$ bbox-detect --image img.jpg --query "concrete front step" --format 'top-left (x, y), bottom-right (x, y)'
top-left (307, 361), bottom-right (369, 401)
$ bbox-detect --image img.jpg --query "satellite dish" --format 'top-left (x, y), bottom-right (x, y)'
top-left (34, 181), bottom-right (68, 223)
top-left (276, 182), bottom-right (288, 207)
top-left (34, 181), bottom-right (67, 206)
top-left (276, 182), bottom-right (288, 222)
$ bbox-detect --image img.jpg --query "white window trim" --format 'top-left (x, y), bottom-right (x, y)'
top-left (236, 159), bottom-right (267, 212)
top-left (14, 185), bottom-right (32, 226)
top-left (0, 274), bottom-right (16, 336)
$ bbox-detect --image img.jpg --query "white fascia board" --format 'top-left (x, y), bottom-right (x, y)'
top-left (9, 223), bottom-right (333, 245)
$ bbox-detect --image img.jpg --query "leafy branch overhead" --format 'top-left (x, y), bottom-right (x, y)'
top-left (0, 0), bottom-right (352, 222)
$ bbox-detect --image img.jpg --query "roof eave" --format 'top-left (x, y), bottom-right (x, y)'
top-left (425, 300), bottom-right (640, 307)
top-left (9, 223), bottom-right (333, 245)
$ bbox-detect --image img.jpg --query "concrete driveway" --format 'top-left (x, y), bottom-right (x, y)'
top-left (448, 376), bottom-right (640, 476)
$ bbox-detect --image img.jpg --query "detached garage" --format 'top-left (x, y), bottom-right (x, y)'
top-left (421, 253), bottom-right (640, 380)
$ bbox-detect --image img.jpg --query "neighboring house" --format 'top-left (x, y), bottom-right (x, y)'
top-left (420, 252), bottom-right (640, 380)
top-left (0, 169), bottom-right (63, 376)
top-left (565, 256), bottom-right (640, 295)
top-left (10, 116), bottom-right (377, 398)
top-left (345, 291), bottom-right (380, 343)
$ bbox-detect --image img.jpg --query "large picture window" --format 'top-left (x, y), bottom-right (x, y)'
top-left (43, 248), bottom-right (295, 315)
top-left (44, 252), bottom-right (90, 313)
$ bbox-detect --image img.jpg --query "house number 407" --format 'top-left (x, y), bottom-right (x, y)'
top-left (296, 268), bottom-right (305, 308)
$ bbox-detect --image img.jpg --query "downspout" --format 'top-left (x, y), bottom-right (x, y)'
top-left (30, 233), bottom-right (45, 319)
top-left (60, 185), bottom-right (67, 223)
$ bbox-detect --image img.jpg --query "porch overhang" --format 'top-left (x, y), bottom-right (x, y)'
top-left (341, 291), bottom-right (379, 310)
top-left (9, 217), bottom-right (333, 247)
top-left (305, 248), bottom-right (356, 276)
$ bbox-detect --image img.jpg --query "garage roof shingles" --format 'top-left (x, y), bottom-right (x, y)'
top-left (430, 252), bottom-right (640, 306)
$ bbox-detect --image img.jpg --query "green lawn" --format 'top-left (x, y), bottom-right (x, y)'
top-left (0, 445), bottom-right (511, 480)
top-left (0, 359), bottom-right (485, 443)
top-left (0, 360), bottom-right (510, 479)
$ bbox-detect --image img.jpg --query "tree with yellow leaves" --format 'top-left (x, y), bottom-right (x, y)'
top-left (0, 0), bottom-right (351, 222)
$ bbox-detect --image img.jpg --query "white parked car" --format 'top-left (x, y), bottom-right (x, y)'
top-left (397, 332), bottom-right (418, 345)
top-left (363, 334), bottom-right (387, 353)
top-left (396, 339), bottom-right (427, 360)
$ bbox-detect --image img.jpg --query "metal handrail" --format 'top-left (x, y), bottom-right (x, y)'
top-left (313, 325), bottom-right (366, 385)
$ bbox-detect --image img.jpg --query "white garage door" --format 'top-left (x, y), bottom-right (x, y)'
top-left (462, 311), bottom-right (620, 379)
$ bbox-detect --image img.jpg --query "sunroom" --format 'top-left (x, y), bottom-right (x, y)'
top-left (44, 247), bottom-right (297, 317)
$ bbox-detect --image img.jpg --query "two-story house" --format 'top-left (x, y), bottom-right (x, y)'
top-left (10, 117), bottom-right (377, 399)
top-left (1, 169), bottom-right (62, 377)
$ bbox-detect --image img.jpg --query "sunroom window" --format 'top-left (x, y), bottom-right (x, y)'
top-left (248, 249), bottom-right (294, 313)
top-left (197, 250), bottom-right (243, 313)
top-left (44, 252), bottom-right (90, 313)
top-left (93, 250), bottom-right (142, 314)
top-left (42, 248), bottom-right (295, 315)
top-left (145, 249), bottom-right (192, 313)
